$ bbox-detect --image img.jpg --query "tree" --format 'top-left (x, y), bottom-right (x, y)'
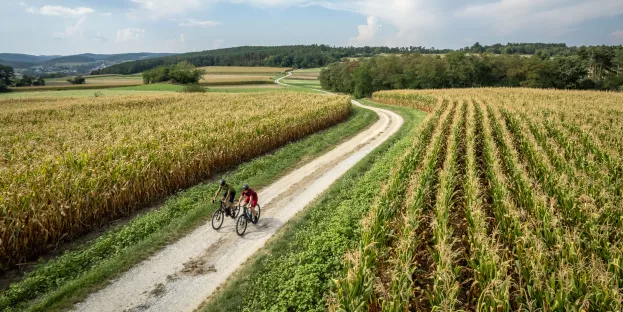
top-left (613, 47), bottom-right (623, 76)
top-left (143, 66), bottom-right (169, 84)
top-left (67, 75), bottom-right (86, 84)
top-left (352, 63), bottom-right (373, 98)
top-left (0, 65), bottom-right (15, 86)
top-left (32, 77), bottom-right (45, 86)
top-left (551, 56), bottom-right (590, 89)
top-left (14, 75), bottom-right (34, 87)
top-left (168, 61), bottom-right (204, 84)
top-left (470, 42), bottom-right (484, 53)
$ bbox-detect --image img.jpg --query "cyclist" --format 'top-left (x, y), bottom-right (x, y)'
top-left (239, 184), bottom-right (259, 219)
top-left (213, 179), bottom-right (236, 218)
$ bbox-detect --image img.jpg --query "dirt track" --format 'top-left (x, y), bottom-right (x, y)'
top-left (75, 77), bottom-right (403, 312)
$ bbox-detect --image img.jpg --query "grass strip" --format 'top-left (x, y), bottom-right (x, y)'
top-left (202, 100), bottom-right (426, 312)
top-left (0, 105), bottom-right (377, 312)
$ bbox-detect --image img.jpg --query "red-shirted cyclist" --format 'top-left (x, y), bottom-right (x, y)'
top-left (239, 184), bottom-right (259, 219)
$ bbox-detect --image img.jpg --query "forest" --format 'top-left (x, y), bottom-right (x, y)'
top-left (91, 43), bottom-right (589, 75)
top-left (320, 46), bottom-right (623, 98)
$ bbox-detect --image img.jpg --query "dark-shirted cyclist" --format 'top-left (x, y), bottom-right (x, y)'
top-left (212, 179), bottom-right (236, 218)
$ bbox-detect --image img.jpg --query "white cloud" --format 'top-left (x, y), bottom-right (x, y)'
top-left (213, 39), bottom-right (224, 49)
top-left (179, 18), bottom-right (222, 27)
top-left (90, 32), bottom-right (109, 43)
top-left (27, 5), bottom-right (95, 17)
top-left (123, 0), bottom-right (623, 46)
top-left (129, 0), bottom-right (202, 19)
top-left (53, 16), bottom-right (86, 39)
top-left (613, 30), bottom-right (623, 43)
top-left (349, 16), bottom-right (380, 46)
top-left (459, 0), bottom-right (623, 35)
top-left (165, 34), bottom-right (186, 51)
top-left (116, 28), bottom-right (145, 43)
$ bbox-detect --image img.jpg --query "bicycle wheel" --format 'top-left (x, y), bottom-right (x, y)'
top-left (211, 209), bottom-right (224, 230)
top-left (252, 204), bottom-right (261, 224)
top-left (236, 214), bottom-right (248, 236)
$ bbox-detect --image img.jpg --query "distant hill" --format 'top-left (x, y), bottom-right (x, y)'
top-left (90, 43), bottom-right (578, 75)
top-left (0, 53), bottom-right (60, 64)
top-left (0, 59), bottom-right (37, 68)
top-left (44, 55), bottom-right (96, 64)
top-left (90, 45), bottom-right (401, 75)
top-left (0, 52), bottom-right (178, 75)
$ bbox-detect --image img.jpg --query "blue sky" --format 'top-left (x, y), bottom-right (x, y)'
top-left (2, 0), bottom-right (623, 55)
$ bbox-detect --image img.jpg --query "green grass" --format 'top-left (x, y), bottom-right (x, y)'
top-left (292, 68), bottom-right (323, 73)
top-left (0, 104), bottom-right (378, 312)
top-left (282, 78), bottom-right (322, 89)
top-left (202, 99), bottom-right (426, 312)
top-left (208, 87), bottom-right (319, 94)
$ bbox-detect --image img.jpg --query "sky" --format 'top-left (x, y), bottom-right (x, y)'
top-left (2, 0), bottom-right (623, 55)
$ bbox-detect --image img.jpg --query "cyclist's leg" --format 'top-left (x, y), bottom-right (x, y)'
top-left (243, 196), bottom-right (253, 216)
top-left (228, 191), bottom-right (236, 217)
top-left (251, 197), bottom-right (258, 217)
top-left (223, 191), bottom-right (231, 215)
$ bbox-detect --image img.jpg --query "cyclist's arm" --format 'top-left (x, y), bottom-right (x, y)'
top-left (213, 186), bottom-right (222, 200)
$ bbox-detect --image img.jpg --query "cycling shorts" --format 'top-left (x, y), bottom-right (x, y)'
top-left (223, 190), bottom-right (236, 203)
top-left (244, 195), bottom-right (258, 207)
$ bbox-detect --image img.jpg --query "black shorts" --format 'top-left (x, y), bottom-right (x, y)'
top-left (223, 191), bottom-right (236, 203)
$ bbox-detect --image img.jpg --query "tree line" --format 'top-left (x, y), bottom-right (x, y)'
top-left (90, 43), bottom-right (601, 76)
top-left (0, 65), bottom-right (45, 92)
top-left (320, 50), bottom-right (623, 98)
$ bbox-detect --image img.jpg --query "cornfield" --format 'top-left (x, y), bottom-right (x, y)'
top-left (332, 88), bottom-right (623, 311)
top-left (0, 92), bottom-right (350, 269)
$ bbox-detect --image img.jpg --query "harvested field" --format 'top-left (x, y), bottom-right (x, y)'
top-left (197, 66), bottom-right (291, 74)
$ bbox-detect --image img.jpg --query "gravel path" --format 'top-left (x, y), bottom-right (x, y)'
top-left (74, 78), bottom-right (403, 312)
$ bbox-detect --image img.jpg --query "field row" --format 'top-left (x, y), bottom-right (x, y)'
top-left (332, 88), bottom-right (623, 311)
top-left (0, 92), bottom-right (350, 269)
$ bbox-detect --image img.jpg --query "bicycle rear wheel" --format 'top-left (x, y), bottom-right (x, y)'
top-left (236, 214), bottom-right (248, 236)
top-left (211, 209), bottom-right (224, 230)
top-left (252, 204), bottom-right (261, 224)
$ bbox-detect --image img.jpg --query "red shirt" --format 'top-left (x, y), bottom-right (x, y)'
top-left (242, 188), bottom-right (258, 199)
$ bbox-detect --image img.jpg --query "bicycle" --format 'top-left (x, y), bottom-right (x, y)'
top-left (235, 203), bottom-right (261, 236)
top-left (211, 199), bottom-right (239, 230)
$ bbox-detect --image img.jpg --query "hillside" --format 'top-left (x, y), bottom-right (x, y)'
top-left (0, 52), bottom-right (178, 75)
top-left (0, 53), bottom-right (59, 63)
top-left (91, 43), bottom-right (580, 75)
top-left (44, 55), bottom-right (96, 65)
top-left (90, 45), bottom-right (374, 74)
top-left (0, 60), bottom-right (37, 68)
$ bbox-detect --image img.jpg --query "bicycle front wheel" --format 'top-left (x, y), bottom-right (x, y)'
top-left (236, 214), bottom-right (248, 236)
top-left (211, 209), bottom-right (224, 230)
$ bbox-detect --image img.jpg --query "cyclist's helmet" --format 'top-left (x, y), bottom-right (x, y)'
top-left (220, 179), bottom-right (226, 186)
top-left (242, 184), bottom-right (249, 191)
